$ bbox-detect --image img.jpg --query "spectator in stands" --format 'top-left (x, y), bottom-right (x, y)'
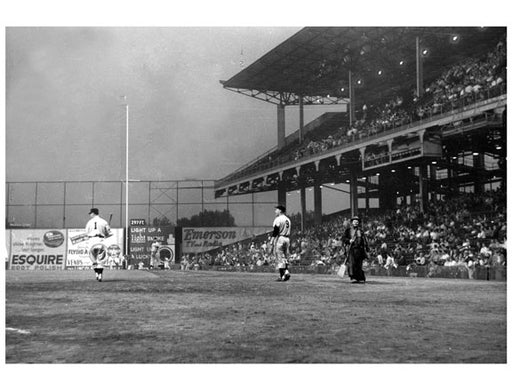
top-left (180, 255), bottom-right (190, 270)
top-left (491, 248), bottom-right (506, 267)
top-left (383, 253), bottom-right (398, 274)
top-left (392, 243), bottom-right (406, 266)
top-left (289, 249), bottom-right (301, 265)
top-left (415, 251), bottom-right (426, 266)
top-left (465, 256), bottom-right (477, 279)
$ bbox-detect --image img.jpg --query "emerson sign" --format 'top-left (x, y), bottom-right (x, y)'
top-left (181, 227), bottom-right (271, 253)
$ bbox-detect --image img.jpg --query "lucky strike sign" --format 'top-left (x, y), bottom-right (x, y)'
top-left (129, 226), bottom-right (174, 266)
top-left (66, 228), bottom-right (124, 269)
top-left (181, 227), bottom-right (271, 253)
top-left (9, 229), bottom-right (67, 270)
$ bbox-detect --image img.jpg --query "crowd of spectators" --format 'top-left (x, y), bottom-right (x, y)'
top-left (177, 187), bottom-right (506, 279)
top-left (291, 39), bottom-right (506, 165)
top-left (179, 239), bottom-right (275, 270)
top-left (230, 39), bottom-right (507, 178)
top-left (364, 188), bottom-right (507, 277)
top-left (415, 38), bottom-right (506, 120)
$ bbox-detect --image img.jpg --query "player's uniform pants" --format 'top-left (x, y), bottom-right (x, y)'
top-left (89, 237), bottom-right (107, 273)
top-left (274, 236), bottom-right (290, 269)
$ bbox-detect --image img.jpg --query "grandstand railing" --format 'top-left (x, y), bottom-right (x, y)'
top-left (364, 147), bottom-right (423, 168)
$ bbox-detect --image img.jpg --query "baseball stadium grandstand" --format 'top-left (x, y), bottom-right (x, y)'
top-left (215, 27), bottom-right (506, 227)
top-left (207, 27), bottom-right (507, 277)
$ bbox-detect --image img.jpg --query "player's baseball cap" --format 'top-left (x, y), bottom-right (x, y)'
top-left (275, 205), bottom-right (286, 213)
top-left (89, 208), bottom-right (99, 215)
top-left (350, 215), bottom-right (360, 221)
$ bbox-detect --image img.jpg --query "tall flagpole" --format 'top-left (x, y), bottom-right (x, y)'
top-left (123, 96), bottom-right (129, 257)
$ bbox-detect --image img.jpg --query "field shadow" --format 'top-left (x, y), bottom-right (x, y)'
top-left (92, 279), bottom-right (128, 283)
top-left (356, 280), bottom-right (393, 285)
top-left (317, 278), bottom-right (395, 286)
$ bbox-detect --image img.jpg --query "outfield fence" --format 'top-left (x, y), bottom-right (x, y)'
top-left (5, 180), bottom-right (277, 229)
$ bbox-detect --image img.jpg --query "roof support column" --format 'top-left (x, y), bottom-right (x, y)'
top-left (314, 183), bottom-right (322, 226)
top-left (350, 170), bottom-right (358, 217)
top-left (387, 139), bottom-right (393, 163)
top-left (277, 181), bottom-right (287, 208)
top-left (473, 153), bottom-right (485, 195)
top-left (365, 176), bottom-right (370, 213)
top-left (429, 164), bottom-right (438, 201)
top-left (418, 164), bottom-right (428, 213)
top-left (277, 103), bottom-right (286, 149)
top-left (300, 187), bottom-right (306, 232)
top-left (349, 70), bottom-right (355, 126)
top-left (378, 172), bottom-right (396, 211)
top-left (299, 94), bottom-right (304, 144)
top-left (416, 36), bottom-right (424, 98)
top-left (418, 129), bottom-right (426, 144)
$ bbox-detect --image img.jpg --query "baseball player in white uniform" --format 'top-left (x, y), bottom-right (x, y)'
top-left (85, 208), bottom-right (112, 282)
top-left (270, 205), bottom-right (291, 281)
top-left (150, 237), bottom-right (161, 269)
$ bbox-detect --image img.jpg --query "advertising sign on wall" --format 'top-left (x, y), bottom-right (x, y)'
top-left (66, 228), bottom-right (124, 269)
top-left (9, 229), bottom-right (67, 270)
top-left (129, 226), bottom-right (174, 267)
top-left (181, 227), bottom-right (271, 254)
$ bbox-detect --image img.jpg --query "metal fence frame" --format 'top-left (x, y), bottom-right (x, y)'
top-left (5, 180), bottom-right (276, 229)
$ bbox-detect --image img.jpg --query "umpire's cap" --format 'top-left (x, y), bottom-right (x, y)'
top-left (275, 205), bottom-right (286, 213)
top-left (89, 208), bottom-right (99, 215)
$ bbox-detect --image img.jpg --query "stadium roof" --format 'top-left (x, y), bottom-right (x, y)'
top-left (220, 27), bottom-right (506, 106)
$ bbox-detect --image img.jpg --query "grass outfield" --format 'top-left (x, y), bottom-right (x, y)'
top-left (5, 269), bottom-right (506, 363)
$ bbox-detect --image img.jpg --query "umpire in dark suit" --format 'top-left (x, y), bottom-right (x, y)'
top-left (343, 216), bottom-right (369, 283)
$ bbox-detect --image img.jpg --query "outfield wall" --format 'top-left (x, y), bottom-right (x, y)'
top-left (4, 227), bottom-right (268, 270)
top-left (5, 229), bottom-right (506, 281)
top-left (5, 228), bottom-right (125, 270)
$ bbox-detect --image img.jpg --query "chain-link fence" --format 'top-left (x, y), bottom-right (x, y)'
top-left (5, 180), bottom-right (277, 229)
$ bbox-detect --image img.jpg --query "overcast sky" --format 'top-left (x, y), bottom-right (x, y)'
top-left (6, 26), bottom-right (315, 182)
